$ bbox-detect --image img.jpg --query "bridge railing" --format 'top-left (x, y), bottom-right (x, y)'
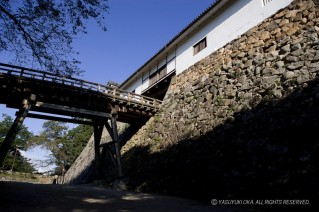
top-left (0, 63), bottom-right (162, 110)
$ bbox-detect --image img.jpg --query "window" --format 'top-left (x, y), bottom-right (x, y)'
top-left (193, 37), bottom-right (207, 55)
top-left (149, 65), bottom-right (167, 86)
top-left (142, 71), bottom-right (149, 83)
top-left (262, 0), bottom-right (273, 6)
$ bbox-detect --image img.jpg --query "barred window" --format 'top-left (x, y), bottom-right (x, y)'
top-left (262, 0), bottom-right (273, 6)
top-left (142, 72), bottom-right (149, 83)
top-left (193, 37), bottom-right (207, 55)
top-left (149, 65), bottom-right (167, 86)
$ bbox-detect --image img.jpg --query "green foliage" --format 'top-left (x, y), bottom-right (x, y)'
top-left (65, 124), bottom-right (93, 166)
top-left (1, 114), bottom-right (92, 173)
top-left (30, 121), bottom-right (93, 171)
top-left (0, 114), bottom-right (35, 172)
top-left (0, 114), bottom-right (33, 150)
top-left (0, 0), bottom-right (109, 76)
top-left (2, 150), bottom-right (35, 173)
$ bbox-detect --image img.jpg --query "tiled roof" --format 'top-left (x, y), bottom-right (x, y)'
top-left (158, 0), bottom-right (221, 55)
top-left (120, 0), bottom-right (223, 88)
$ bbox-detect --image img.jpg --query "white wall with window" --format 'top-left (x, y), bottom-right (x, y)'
top-left (122, 0), bottom-right (293, 94)
top-left (136, 52), bottom-right (176, 94)
top-left (125, 76), bottom-right (142, 94)
top-left (175, 0), bottom-right (292, 75)
top-left (141, 71), bottom-right (149, 91)
top-left (126, 51), bottom-right (176, 94)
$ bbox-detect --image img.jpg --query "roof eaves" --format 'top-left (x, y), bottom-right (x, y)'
top-left (120, 0), bottom-right (223, 89)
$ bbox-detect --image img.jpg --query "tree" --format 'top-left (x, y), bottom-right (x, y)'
top-left (0, 0), bottom-right (109, 76)
top-left (31, 121), bottom-right (93, 173)
top-left (0, 114), bottom-right (35, 172)
top-left (31, 121), bottom-right (69, 172)
top-left (64, 124), bottom-right (93, 165)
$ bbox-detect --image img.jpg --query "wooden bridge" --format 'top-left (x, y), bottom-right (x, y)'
top-left (0, 62), bottom-right (162, 178)
top-left (0, 63), bottom-right (162, 124)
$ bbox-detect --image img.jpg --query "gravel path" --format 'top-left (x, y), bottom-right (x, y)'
top-left (0, 181), bottom-right (238, 212)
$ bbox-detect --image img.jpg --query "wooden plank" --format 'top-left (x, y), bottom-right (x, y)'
top-left (24, 112), bottom-right (93, 125)
top-left (34, 102), bottom-right (112, 119)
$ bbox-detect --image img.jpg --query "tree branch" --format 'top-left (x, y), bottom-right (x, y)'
top-left (0, 5), bottom-right (43, 65)
top-left (0, 5), bottom-right (35, 44)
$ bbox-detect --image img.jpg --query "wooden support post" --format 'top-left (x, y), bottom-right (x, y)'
top-left (93, 124), bottom-right (104, 180)
top-left (101, 145), bottom-right (117, 167)
top-left (104, 122), bottom-right (114, 140)
top-left (0, 99), bottom-right (31, 167)
top-left (111, 116), bottom-right (123, 177)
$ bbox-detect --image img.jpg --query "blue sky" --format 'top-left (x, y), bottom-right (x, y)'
top-left (0, 0), bottom-right (214, 171)
top-left (75, 0), bottom-right (214, 84)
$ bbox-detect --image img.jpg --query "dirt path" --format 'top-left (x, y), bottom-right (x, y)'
top-left (0, 181), bottom-right (235, 211)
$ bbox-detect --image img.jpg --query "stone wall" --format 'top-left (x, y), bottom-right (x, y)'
top-left (63, 123), bottom-right (127, 184)
top-left (121, 0), bottom-right (319, 202)
top-left (64, 122), bottom-right (144, 184)
top-left (63, 131), bottom-right (95, 184)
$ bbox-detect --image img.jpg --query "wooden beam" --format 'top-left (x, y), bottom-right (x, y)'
top-left (104, 122), bottom-right (114, 140)
top-left (34, 102), bottom-right (112, 119)
top-left (93, 124), bottom-right (104, 180)
top-left (0, 99), bottom-right (31, 166)
top-left (2, 62), bottom-right (162, 126)
top-left (99, 141), bottom-right (115, 148)
top-left (23, 112), bottom-right (93, 125)
top-left (111, 116), bottom-right (123, 177)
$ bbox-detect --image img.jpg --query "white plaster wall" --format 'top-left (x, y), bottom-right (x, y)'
top-left (142, 78), bottom-right (149, 91)
top-left (167, 58), bottom-right (176, 74)
top-left (175, 0), bottom-right (293, 75)
top-left (125, 76), bottom-right (143, 94)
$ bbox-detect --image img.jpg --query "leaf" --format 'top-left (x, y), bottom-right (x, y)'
top-left (0, 0), bottom-right (109, 76)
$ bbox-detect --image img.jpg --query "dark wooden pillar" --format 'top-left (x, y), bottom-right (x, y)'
top-left (0, 99), bottom-right (31, 167)
top-left (93, 124), bottom-right (104, 180)
top-left (111, 116), bottom-right (123, 177)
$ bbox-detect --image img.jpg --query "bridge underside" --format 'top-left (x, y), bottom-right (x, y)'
top-left (0, 77), bottom-right (154, 124)
top-left (0, 63), bottom-right (162, 179)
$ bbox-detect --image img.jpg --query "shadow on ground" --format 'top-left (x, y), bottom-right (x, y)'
top-left (0, 181), bottom-right (227, 211)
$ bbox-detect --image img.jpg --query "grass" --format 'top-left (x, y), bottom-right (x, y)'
top-left (0, 170), bottom-right (55, 184)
